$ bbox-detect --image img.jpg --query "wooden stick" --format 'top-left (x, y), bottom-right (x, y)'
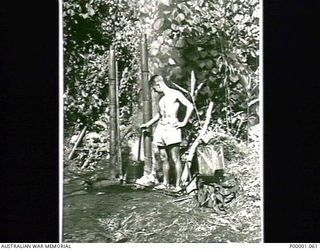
top-left (173, 196), bottom-right (192, 202)
top-left (80, 155), bottom-right (92, 169)
top-left (190, 70), bottom-right (201, 122)
top-left (171, 82), bottom-right (189, 94)
top-left (68, 126), bottom-right (87, 161)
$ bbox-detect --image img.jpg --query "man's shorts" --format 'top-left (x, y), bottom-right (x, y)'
top-left (153, 118), bottom-right (182, 147)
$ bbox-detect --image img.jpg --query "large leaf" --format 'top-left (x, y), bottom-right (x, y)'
top-left (151, 40), bottom-right (161, 50)
top-left (153, 17), bottom-right (164, 30)
top-left (226, 52), bottom-right (237, 61)
top-left (160, 44), bottom-right (170, 54)
top-left (199, 50), bottom-right (208, 58)
top-left (240, 75), bottom-right (249, 89)
top-left (171, 23), bottom-right (178, 31)
top-left (212, 68), bottom-right (218, 74)
top-left (177, 3), bottom-right (191, 16)
top-left (211, 27), bottom-right (217, 34)
top-left (248, 98), bottom-right (259, 107)
top-left (205, 59), bottom-right (214, 69)
top-left (150, 47), bottom-right (159, 56)
top-left (175, 38), bottom-right (185, 48)
top-left (168, 58), bottom-right (176, 65)
top-left (229, 73), bottom-right (239, 83)
top-left (198, 61), bottom-right (206, 69)
top-left (209, 49), bottom-right (219, 56)
top-left (86, 3), bottom-right (95, 16)
top-left (175, 13), bottom-right (185, 23)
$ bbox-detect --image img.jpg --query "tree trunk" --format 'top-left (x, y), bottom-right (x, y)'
top-left (115, 61), bottom-right (123, 179)
top-left (141, 34), bottom-right (152, 176)
top-left (108, 46), bottom-right (118, 179)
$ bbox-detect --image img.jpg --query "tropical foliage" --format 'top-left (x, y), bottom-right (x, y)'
top-left (63, 0), bottom-right (260, 166)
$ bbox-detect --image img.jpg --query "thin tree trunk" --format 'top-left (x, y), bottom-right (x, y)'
top-left (108, 46), bottom-right (118, 179)
top-left (141, 34), bottom-right (152, 176)
top-left (224, 76), bottom-right (231, 132)
top-left (115, 61), bottom-right (123, 178)
top-left (246, 75), bottom-right (252, 145)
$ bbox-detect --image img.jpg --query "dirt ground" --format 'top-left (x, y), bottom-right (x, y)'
top-left (63, 134), bottom-right (262, 243)
top-left (63, 174), bottom-right (261, 243)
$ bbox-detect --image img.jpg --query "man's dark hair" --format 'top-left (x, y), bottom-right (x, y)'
top-left (148, 75), bottom-right (160, 86)
top-left (148, 74), bottom-right (176, 89)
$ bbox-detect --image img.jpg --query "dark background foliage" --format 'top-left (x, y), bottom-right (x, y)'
top-left (63, 0), bottom-right (260, 142)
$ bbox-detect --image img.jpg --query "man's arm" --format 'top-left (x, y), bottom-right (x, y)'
top-left (175, 91), bottom-right (194, 128)
top-left (140, 112), bottom-right (161, 129)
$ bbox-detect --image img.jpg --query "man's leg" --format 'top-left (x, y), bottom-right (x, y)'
top-left (151, 144), bottom-right (161, 184)
top-left (169, 144), bottom-right (182, 188)
top-left (159, 147), bottom-right (170, 186)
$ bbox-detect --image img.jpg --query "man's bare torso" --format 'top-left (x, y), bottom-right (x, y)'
top-left (158, 89), bottom-right (180, 120)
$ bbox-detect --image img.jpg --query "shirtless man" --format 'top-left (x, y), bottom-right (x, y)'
top-left (140, 75), bottom-right (193, 191)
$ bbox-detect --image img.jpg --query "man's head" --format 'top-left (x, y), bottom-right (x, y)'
top-left (149, 75), bottom-right (166, 93)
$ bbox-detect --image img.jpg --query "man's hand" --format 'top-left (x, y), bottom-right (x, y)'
top-left (140, 113), bottom-right (160, 130)
top-left (173, 121), bottom-right (186, 128)
top-left (140, 123), bottom-right (149, 129)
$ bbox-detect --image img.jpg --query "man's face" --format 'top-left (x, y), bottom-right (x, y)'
top-left (152, 76), bottom-right (164, 93)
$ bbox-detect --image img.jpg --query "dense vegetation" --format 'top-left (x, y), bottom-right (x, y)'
top-left (63, 0), bottom-right (260, 179)
top-left (64, 0), bottom-right (259, 129)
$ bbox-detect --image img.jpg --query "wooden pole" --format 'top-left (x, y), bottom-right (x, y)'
top-left (141, 34), bottom-right (152, 176)
top-left (67, 126), bottom-right (87, 161)
top-left (115, 61), bottom-right (123, 179)
top-left (108, 46), bottom-right (118, 179)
